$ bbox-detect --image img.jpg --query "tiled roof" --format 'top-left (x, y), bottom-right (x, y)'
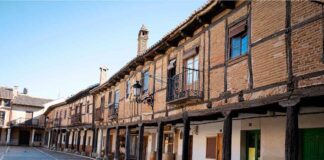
top-left (12, 95), bottom-right (52, 107)
top-left (0, 87), bottom-right (13, 99)
top-left (66, 83), bottom-right (98, 103)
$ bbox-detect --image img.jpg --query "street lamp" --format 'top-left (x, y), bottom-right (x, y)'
top-left (133, 81), bottom-right (142, 101)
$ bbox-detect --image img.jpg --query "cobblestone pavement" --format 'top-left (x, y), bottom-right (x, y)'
top-left (0, 146), bottom-right (94, 160)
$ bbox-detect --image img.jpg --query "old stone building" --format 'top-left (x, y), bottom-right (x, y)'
top-left (0, 86), bottom-right (51, 146)
top-left (44, 0), bottom-right (324, 160)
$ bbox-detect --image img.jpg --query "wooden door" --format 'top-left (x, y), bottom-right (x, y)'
top-left (189, 135), bottom-right (193, 160)
top-left (216, 133), bottom-right (223, 160)
top-left (143, 136), bottom-right (149, 160)
top-left (302, 128), bottom-right (324, 160)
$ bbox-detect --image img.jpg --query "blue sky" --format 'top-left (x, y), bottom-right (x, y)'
top-left (0, 0), bottom-right (206, 99)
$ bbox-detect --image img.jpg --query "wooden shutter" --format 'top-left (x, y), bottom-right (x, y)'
top-left (206, 137), bottom-right (217, 158)
top-left (229, 20), bottom-right (247, 38)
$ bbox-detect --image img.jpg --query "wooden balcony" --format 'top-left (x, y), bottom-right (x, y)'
top-left (166, 69), bottom-right (203, 104)
top-left (53, 118), bottom-right (61, 127)
top-left (9, 117), bottom-right (42, 128)
top-left (95, 107), bottom-right (104, 121)
top-left (108, 103), bottom-right (118, 120)
top-left (71, 114), bottom-right (82, 125)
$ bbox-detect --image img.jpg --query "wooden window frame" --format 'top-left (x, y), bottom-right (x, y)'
top-left (228, 20), bottom-right (248, 60)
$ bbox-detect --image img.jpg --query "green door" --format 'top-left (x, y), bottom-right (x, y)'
top-left (302, 128), bottom-right (324, 160)
top-left (246, 130), bottom-right (260, 160)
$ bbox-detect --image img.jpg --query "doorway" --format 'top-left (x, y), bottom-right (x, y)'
top-left (302, 128), bottom-right (324, 160)
top-left (19, 130), bottom-right (30, 145)
top-left (246, 130), bottom-right (260, 160)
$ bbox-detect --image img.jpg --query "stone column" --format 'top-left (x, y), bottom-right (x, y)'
top-left (6, 128), bottom-right (11, 145)
top-left (157, 122), bottom-right (164, 160)
top-left (31, 129), bottom-right (36, 146)
top-left (96, 128), bottom-right (103, 158)
top-left (137, 124), bottom-right (144, 160)
top-left (47, 131), bottom-right (52, 148)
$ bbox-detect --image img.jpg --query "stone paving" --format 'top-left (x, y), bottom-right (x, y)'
top-left (0, 146), bottom-right (94, 160)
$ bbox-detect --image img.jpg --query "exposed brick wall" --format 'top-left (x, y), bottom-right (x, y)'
top-left (291, 1), bottom-right (323, 25)
top-left (251, 1), bottom-right (286, 43)
top-left (252, 35), bottom-right (287, 87)
top-left (227, 57), bottom-right (249, 93)
top-left (292, 20), bottom-right (324, 76)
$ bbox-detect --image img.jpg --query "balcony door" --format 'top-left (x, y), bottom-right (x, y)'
top-left (184, 55), bottom-right (199, 91)
top-left (167, 59), bottom-right (176, 100)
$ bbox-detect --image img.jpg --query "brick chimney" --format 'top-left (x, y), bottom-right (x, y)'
top-left (99, 66), bottom-right (108, 85)
top-left (137, 24), bottom-right (149, 56)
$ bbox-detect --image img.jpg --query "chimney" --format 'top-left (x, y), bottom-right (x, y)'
top-left (99, 66), bottom-right (108, 85)
top-left (13, 86), bottom-right (19, 97)
top-left (23, 88), bottom-right (28, 95)
top-left (137, 24), bottom-right (149, 56)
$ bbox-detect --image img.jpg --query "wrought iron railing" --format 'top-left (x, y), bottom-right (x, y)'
top-left (71, 113), bottom-right (82, 125)
top-left (95, 107), bottom-right (104, 121)
top-left (53, 118), bottom-right (61, 127)
top-left (166, 69), bottom-right (203, 103)
top-left (9, 117), bottom-right (40, 127)
top-left (108, 103), bottom-right (118, 119)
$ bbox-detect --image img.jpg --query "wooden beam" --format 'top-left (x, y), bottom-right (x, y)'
top-left (125, 126), bottom-right (131, 160)
top-left (114, 126), bottom-right (120, 160)
top-left (105, 128), bottom-right (111, 158)
top-left (181, 116), bottom-right (190, 160)
top-left (136, 124), bottom-right (144, 160)
top-left (83, 130), bottom-right (87, 152)
top-left (285, 105), bottom-right (299, 160)
top-left (222, 113), bottom-right (232, 160)
top-left (157, 122), bottom-right (164, 160)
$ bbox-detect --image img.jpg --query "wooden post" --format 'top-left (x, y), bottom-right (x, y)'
top-left (157, 122), bottom-right (164, 160)
top-left (77, 130), bottom-right (81, 152)
top-left (114, 126), bottom-right (120, 160)
top-left (65, 131), bottom-right (69, 149)
top-left (125, 126), bottom-right (131, 160)
top-left (92, 128), bottom-right (98, 155)
top-left (182, 117), bottom-right (190, 160)
top-left (222, 113), bottom-right (232, 160)
top-left (137, 124), bottom-right (144, 160)
top-left (71, 130), bottom-right (75, 150)
top-left (105, 128), bottom-right (111, 158)
top-left (83, 130), bottom-right (87, 152)
top-left (285, 105), bottom-right (299, 160)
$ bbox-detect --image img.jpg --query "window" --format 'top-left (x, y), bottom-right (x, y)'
top-left (100, 96), bottom-right (105, 109)
top-left (229, 20), bottom-right (248, 59)
top-left (142, 71), bottom-right (149, 94)
top-left (114, 90), bottom-right (120, 108)
top-left (69, 107), bottom-right (72, 116)
top-left (108, 91), bottom-right (112, 104)
top-left (86, 101), bottom-right (90, 113)
top-left (126, 80), bottom-right (130, 98)
top-left (34, 134), bottom-right (42, 141)
top-left (185, 55), bottom-right (199, 90)
top-left (0, 111), bottom-right (5, 126)
top-left (4, 100), bottom-right (10, 107)
top-left (64, 110), bottom-right (67, 119)
top-left (206, 137), bottom-right (217, 159)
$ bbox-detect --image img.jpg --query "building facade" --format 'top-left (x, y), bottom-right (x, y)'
top-left (0, 86), bottom-right (51, 146)
top-left (45, 0), bottom-right (324, 160)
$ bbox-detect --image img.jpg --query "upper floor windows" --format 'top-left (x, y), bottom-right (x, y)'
top-left (3, 99), bottom-right (10, 107)
top-left (0, 111), bottom-right (5, 126)
top-left (100, 96), bottom-right (105, 109)
top-left (108, 91), bottom-right (112, 104)
top-left (229, 20), bottom-right (248, 59)
top-left (126, 80), bottom-right (130, 99)
top-left (114, 90), bottom-right (120, 105)
top-left (142, 71), bottom-right (150, 94)
top-left (86, 101), bottom-right (90, 113)
top-left (64, 110), bottom-right (67, 119)
top-left (185, 54), bottom-right (199, 88)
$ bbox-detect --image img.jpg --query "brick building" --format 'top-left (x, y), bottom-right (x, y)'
top-left (44, 0), bottom-right (324, 160)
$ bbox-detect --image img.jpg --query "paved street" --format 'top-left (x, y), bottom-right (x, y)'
top-left (0, 146), bottom-right (94, 160)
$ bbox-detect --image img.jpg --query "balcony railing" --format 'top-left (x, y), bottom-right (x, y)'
top-left (166, 69), bottom-right (203, 103)
top-left (95, 107), bottom-right (104, 121)
top-left (108, 103), bottom-right (118, 120)
top-left (9, 117), bottom-right (40, 128)
top-left (53, 118), bottom-right (61, 127)
top-left (71, 114), bottom-right (82, 125)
